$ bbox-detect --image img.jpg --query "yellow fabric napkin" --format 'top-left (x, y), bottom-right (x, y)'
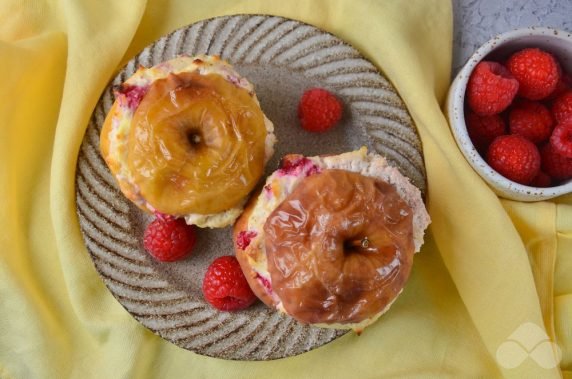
top-left (0, 0), bottom-right (570, 378)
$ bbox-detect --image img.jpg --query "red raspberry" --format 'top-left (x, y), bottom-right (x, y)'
top-left (143, 217), bottom-right (196, 262)
top-left (486, 135), bottom-right (540, 185)
top-left (155, 212), bottom-right (175, 222)
top-left (506, 48), bottom-right (560, 100)
top-left (278, 156), bottom-right (321, 176)
top-left (550, 121), bottom-right (572, 158)
top-left (546, 74), bottom-right (571, 101)
top-left (508, 100), bottom-right (554, 144)
top-left (551, 91), bottom-right (572, 123)
top-left (298, 88), bottom-right (343, 132)
top-left (529, 170), bottom-right (552, 187)
top-left (467, 61), bottom-right (519, 115)
top-left (540, 143), bottom-right (572, 181)
top-left (465, 111), bottom-right (506, 153)
top-left (202, 256), bottom-right (257, 311)
top-left (118, 84), bottom-right (149, 110)
top-left (236, 230), bottom-right (257, 250)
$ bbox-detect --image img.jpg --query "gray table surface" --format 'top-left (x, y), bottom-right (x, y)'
top-left (452, 0), bottom-right (572, 74)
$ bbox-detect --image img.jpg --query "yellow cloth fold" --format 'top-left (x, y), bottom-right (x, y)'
top-left (0, 0), bottom-right (570, 378)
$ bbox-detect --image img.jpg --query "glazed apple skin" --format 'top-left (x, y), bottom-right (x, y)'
top-left (100, 55), bottom-right (276, 228)
top-left (264, 169), bottom-right (414, 325)
top-left (233, 148), bottom-right (431, 332)
top-left (128, 72), bottom-right (267, 216)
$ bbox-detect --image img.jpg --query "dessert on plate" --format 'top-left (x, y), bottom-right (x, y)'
top-left (100, 54), bottom-right (276, 228)
top-left (233, 148), bottom-right (430, 332)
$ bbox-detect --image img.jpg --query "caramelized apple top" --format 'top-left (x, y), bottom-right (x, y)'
top-left (127, 72), bottom-right (267, 215)
top-left (264, 170), bottom-right (414, 324)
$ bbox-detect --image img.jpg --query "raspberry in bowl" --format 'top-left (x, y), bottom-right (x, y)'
top-left (447, 27), bottom-right (572, 201)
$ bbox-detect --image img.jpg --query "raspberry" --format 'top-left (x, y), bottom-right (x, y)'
top-left (506, 48), bottom-right (560, 100)
top-left (465, 111), bottom-right (506, 153)
top-left (486, 135), bottom-right (540, 185)
top-left (529, 170), bottom-right (552, 187)
top-left (546, 74), bottom-right (571, 101)
top-left (551, 91), bottom-right (572, 123)
top-left (278, 155), bottom-right (321, 176)
top-left (298, 88), bottom-right (343, 132)
top-left (508, 100), bottom-right (554, 144)
top-left (467, 61), bottom-right (519, 115)
top-left (279, 155), bottom-right (309, 173)
top-left (255, 273), bottom-right (273, 293)
top-left (143, 217), bottom-right (196, 262)
top-left (540, 143), bottom-right (572, 181)
top-left (550, 121), bottom-right (572, 158)
top-left (202, 256), bottom-right (257, 311)
top-left (236, 230), bottom-right (257, 250)
top-left (155, 212), bottom-right (175, 222)
top-left (118, 84), bottom-right (148, 110)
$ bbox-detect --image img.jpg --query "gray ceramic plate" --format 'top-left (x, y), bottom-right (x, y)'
top-left (75, 14), bottom-right (426, 361)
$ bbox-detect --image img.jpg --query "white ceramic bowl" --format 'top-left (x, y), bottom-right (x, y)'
top-left (447, 27), bottom-right (572, 201)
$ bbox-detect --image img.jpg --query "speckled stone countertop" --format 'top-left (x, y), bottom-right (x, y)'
top-left (452, 0), bottom-right (572, 74)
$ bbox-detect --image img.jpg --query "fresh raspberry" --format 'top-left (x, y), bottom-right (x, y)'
top-left (298, 88), bottom-right (343, 132)
top-left (467, 61), bottom-right (519, 115)
top-left (551, 91), bottom-right (572, 123)
top-left (154, 212), bottom-right (175, 222)
top-left (506, 48), bottom-right (560, 100)
top-left (486, 135), bottom-right (540, 185)
top-left (508, 100), bottom-right (554, 144)
top-left (529, 170), bottom-right (552, 187)
top-left (550, 121), bottom-right (572, 158)
top-left (546, 74), bottom-right (571, 101)
top-left (143, 217), bottom-right (196, 262)
top-left (202, 256), bottom-right (257, 311)
top-left (465, 111), bottom-right (506, 153)
top-left (540, 143), bottom-right (572, 181)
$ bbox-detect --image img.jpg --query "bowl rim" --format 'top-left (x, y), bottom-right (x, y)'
top-left (447, 26), bottom-right (572, 201)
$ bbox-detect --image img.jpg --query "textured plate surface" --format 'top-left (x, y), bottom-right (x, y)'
top-left (76, 15), bottom-right (426, 360)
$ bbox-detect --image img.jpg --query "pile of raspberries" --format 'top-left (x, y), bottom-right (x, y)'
top-left (466, 47), bottom-right (572, 186)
